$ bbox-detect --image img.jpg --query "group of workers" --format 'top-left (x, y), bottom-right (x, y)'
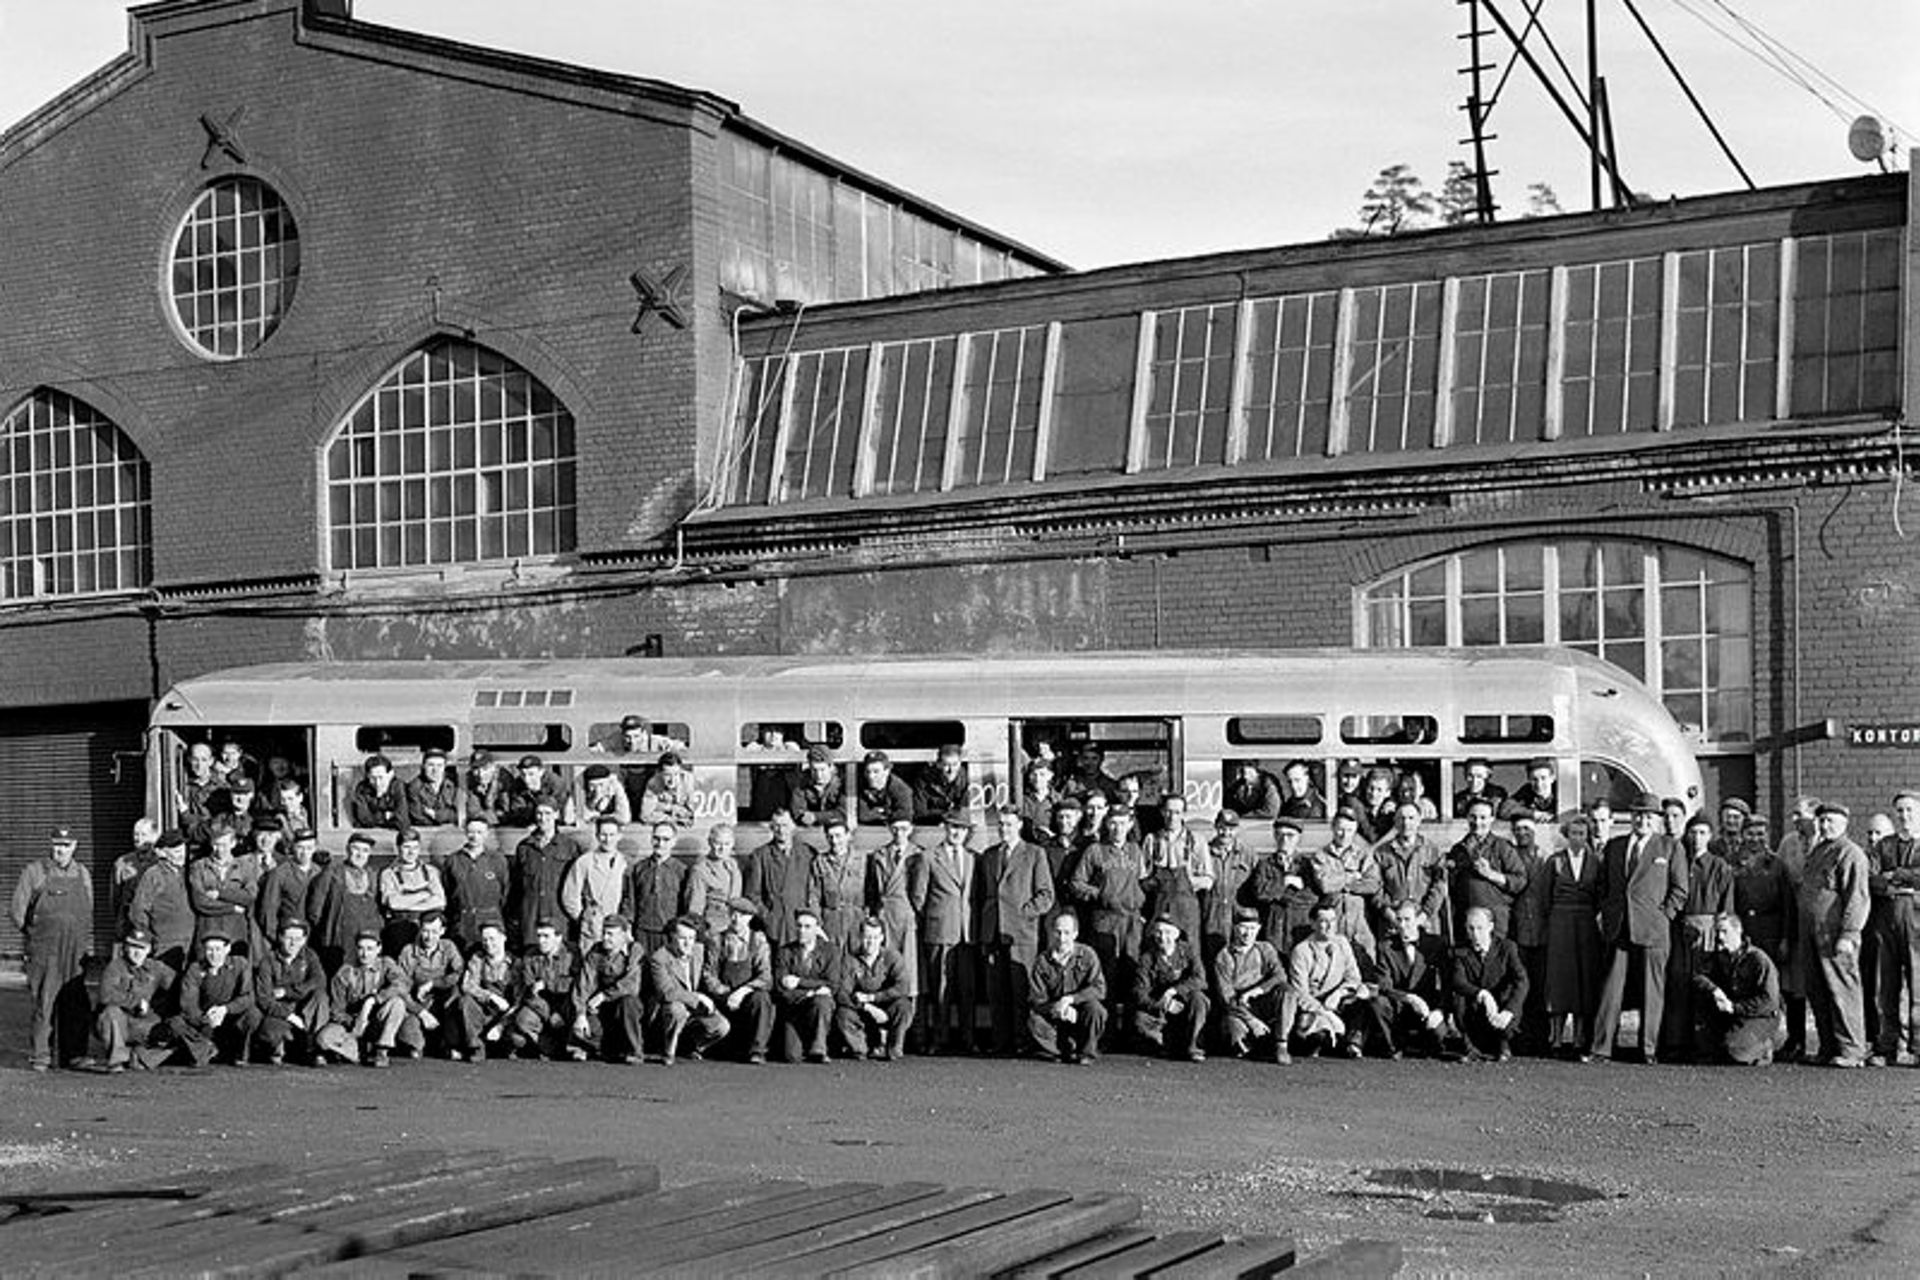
top-left (10, 737), bottom-right (1917, 1074)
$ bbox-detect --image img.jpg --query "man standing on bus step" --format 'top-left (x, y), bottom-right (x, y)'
top-left (971, 807), bottom-right (1055, 1056)
top-left (629, 821), bottom-right (687, 956)
top-left (179, 742), bottom-right (221, 839)
top-left (512, 798), bottom-right (580, 951)
top-left (1868, 791), bottom-right (1920, 1066)
top-left (1446, 798), bottom-right (1528, 943)
top-left (130, 830), bottom-right (194, 975)
top-left (257, 826), bottom-right (323, 949)
top-left (1590, 794), bottom-right (1688, 1064)
top-left (405, 748), bottom-right (464, 828)
top-left (94, 925), bottom-right (175, 1072)
top-left (1069, 805), bottom-right (1147, 1019)
top-left (445, 816), bottom-right (510, 950)
top-left (12, 828), bottom-right (96, 1071)
top-left (1799, 802), bottom-right (1871, 1067)
top-left (1307, 808), bottom-right (1382, 963)
top-left (913, 812), bottom-right (977, 1054)
top-left (743, 809), bottom-right (812, 950)
top-left (1373, 801), bottom-right (1447, 943)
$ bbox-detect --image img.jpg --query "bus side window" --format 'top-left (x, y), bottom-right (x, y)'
top-left (1581, 761), bottom-right (1644, 812)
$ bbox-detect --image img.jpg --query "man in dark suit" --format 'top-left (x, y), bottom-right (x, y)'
top-left (1591, 794), bottom-right (1690, 1063)
top-left (971, 808), bottom-right (1057, 1056)
top-left (1449, 906), bottom-right (1529, 1060)
top-left (741, 810), bottom-right (812, 949)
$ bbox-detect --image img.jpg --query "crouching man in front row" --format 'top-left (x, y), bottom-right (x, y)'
top-left (1028, 913), bottom-right (1107, 1064)
top-left (1693, 914), bottom-right (1786, 1065)
top-left (167, 934), bottom-right (260, 1068)
top-left (1132, 915), bottom-right (1210, 1062)
top-left (318, 930), bottom-right (414, 1067)
top-left (94, 926), bottom-right (175, 1072)
top-left (838, 916), bottom-right (914, 1061)
top-left (646, 916), bottom-right (730, 1064)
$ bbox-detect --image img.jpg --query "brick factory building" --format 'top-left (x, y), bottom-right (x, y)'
top-left (0, 0), bottom-right (1912, 949)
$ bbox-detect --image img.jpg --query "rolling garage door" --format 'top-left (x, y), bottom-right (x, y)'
top-left (0, 703), bottom-right (148, 960)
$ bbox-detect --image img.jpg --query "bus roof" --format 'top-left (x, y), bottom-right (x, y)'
top-left (151, 647), bottom-right (1642, 726)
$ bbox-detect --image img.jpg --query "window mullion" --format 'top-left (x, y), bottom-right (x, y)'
top-left (1226, 298), bottom-right (1254, 466)
top-left (1034, 323), bottom-right (1062, 483)
top-left (1776, 236), bottom-right (1797, 418)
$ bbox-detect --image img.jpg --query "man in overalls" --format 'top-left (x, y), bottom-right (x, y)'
top-left (11, 828), bottom-right (95, 1071)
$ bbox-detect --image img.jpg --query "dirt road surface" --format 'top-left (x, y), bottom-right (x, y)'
top-left (3, 988), bottom-right (1916, 1277)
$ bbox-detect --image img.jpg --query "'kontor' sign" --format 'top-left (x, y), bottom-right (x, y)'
top-left (1848, 723), bottom-right (1920, 748)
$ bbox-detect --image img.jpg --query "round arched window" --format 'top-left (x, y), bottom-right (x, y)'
top-left (167, 177), bottom-right (301, 358)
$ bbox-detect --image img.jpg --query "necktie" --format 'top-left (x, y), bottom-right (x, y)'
top-left (1628, 839), bottom-right (1643, 871)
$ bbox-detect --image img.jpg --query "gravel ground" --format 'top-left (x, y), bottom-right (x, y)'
top-left (3, 986), bottom-right (1917, 1277)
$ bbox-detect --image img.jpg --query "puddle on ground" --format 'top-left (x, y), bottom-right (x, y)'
top-left (1356, 1167), bottom-right (1614, 1224)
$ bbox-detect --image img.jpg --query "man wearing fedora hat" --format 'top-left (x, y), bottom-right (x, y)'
top-left (1591, 793), bottom-right (1689, 1063)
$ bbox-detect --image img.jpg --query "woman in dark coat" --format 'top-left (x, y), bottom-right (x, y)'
top-left (1544, 811), bottom-right (1605, 1059)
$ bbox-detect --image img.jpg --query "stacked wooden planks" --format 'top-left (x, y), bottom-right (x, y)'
top-left (0, 1151), bottom-right (1399, 1278)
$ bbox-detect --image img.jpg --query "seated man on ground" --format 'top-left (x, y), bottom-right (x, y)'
top-left (1450, 905), bottom-right (1530, 1061)
top-left (700, 897), bottom-right (777, 1064)
top-left (252, 918), bottom-right (328, 1066)
top-left (1212, 906), bottom-right (1295, 1063)
top-left (1131, 915), bottom-right (1211, 1062)
top-left (167, 934), bottom-right (260, 1068)
top-left (1354, 900), bottom-right (1449, 1058)
top-left (1288, 901), bottom-right (1367, 1058)
top-left (837, 915), bottom-right (914, 1060)
top-left (570, 914), bottom-right (647, 1064)
top-left (646, 916), bottom-right (730, 1064)
top-left (395, 910), bottom-right (465, 1058)
top-left (1028, 912), bottom-right (1108, 1065)
top-left (94, 925), bottom-right (176, 1073)
top-left (452, 921), bottom-right (521, 1062)
top-left (1693, 913), bottom-right (1787, 1066)
top-left (318, 930), bottom-right (414, 1067)
top-left (775, 908), bottom-right (842, 1063)
top-left (506, 919), bottom-right (577, 1060)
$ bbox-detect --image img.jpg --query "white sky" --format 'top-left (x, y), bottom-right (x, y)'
top-left (1, 0), bottom-right (1914, 268)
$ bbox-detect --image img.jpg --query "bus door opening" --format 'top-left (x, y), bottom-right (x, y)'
top-left (1013, 717), bottom-right (1180, 835)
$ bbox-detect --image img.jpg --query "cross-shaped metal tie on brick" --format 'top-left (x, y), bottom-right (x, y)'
top-left (199, 107), bottom-right (248, 168)
top-left (630, 263), bottom-right (690, 333)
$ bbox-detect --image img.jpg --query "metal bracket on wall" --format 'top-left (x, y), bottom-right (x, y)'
top-left (198, 107), bottom-right (248, 168)
top-left (630, 264), bottom-right (690, 332)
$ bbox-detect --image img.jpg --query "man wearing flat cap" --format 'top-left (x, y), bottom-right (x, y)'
top-left (1132, 915), bottom-right (1210, 1061)
top-left (130, 830), bottom-right (193, 974)
top-left (12, 827), bottom-right (96, 1071)
top-left (1799, 801), bottom-right (1870, 1067)
top-left (571, 914), bottom-right (647, 1064)
top-left (1212, 905), bottom-right (1294, 1061)
top-left (1591, 793), bottom-right (1689, 1064)
top-left (700, 897), bottom-right (776, 1063)
top-left (1246, 817), bottom-right (1318, 953)
top-left (94, 925), bottom-right (174, 1073)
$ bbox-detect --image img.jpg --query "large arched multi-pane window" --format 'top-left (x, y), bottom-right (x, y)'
top-left (1358, 539), bottom-right (1752, 746)
top-left (0, 391), bottom-right (151, 602)
top-left (325, 339), bottom-right (577, 571)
